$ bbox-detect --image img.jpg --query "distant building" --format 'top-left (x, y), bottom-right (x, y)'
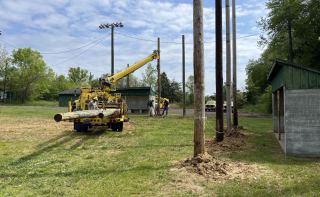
top-left (0, 89), bottom-right (14, 102)
top-left (58, 88), bottom-right (81, 107)
top-left (58, 87), bottom-right (153, 113)
top-left (268, 60), bottom-right (320, 157)
top-left (116, 87), bottom-right (153, 113)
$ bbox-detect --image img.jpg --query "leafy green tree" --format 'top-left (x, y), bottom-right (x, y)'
top-left (160, 72), bottom-right (182, 103)
top-left (68, 67), bottom-right (89, 86)
top-left (0, 47), bottom-right (12, 98)
top-left (11, 48), bottom-right (50, 102)
top-left (186, 75), bottom-right (194, 105)
top-left (141, 63), bottom-right (157, 91)
top-left (245, 59), bottom-right (272, 104)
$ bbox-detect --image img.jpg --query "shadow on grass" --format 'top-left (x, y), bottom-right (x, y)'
top-left (10, 130), bottom-right (105, 166)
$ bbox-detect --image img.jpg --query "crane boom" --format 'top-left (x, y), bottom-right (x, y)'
top-left (107, 50), bottom-right (159, 84)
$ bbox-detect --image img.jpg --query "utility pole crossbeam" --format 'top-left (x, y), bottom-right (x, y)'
top-left (225, 0), bottom-right (232, 132)
top-left (157, 37), bottom-right (161, 116)
top-left (232, 0), bottom-right (238, 128)
top-left (193, 0), bottom-right (205, 157)
top-left (216, 0), bottom-right (224, 142)
top-left (182, 35), bottom-right (186, 117)
top-left (99, 22), bottom-right (124, 75)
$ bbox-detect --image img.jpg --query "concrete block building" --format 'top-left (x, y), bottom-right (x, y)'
top-left (268, 60), bottom-right (320, 157)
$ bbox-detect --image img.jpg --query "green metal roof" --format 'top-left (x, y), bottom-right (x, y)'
top-left (268, 60), bottom-right (320, 92)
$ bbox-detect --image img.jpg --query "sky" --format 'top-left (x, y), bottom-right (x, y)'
top-left (0, 0), bottom-right (268, 95)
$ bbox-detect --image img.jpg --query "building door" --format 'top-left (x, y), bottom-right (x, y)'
top-left (273, 87), bottom-right (285, 140)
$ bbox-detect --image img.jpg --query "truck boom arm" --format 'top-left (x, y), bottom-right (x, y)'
top-left (107, 50), bottom-right (159, 84)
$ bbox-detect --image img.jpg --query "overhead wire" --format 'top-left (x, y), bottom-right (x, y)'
top-left (115, 31), bottom-right (259, 45)
top-left (52, 35), bottom-right (109, 67)
top-left (41, 35), bottom-right (107, 54)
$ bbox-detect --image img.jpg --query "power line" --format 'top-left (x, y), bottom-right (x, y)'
top-left (115, 31), bottom-right (259, 45)
top-left (41, 35), bottom-right (107, 54)
top-left (52, 37), bottom-right (106, 67)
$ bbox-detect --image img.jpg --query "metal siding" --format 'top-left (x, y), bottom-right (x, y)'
top-left (301, 70), bottom-right (309, 89)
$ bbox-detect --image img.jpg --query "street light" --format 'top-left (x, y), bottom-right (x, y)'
top-left (99, 22), bottom-right (124, 75)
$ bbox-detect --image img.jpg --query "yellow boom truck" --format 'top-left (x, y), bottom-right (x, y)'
top-left (54, 50), bottom-right (160, 132)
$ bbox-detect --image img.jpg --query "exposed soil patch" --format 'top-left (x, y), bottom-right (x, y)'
top-left (206, 129), bottom-right (247, 154)
top-left (175, 153), bottom-right (270, 181)
top-left (124, 122), bottom-right (136, 131)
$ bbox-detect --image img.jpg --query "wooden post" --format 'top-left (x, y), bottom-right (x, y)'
top-left (193, 0), bottom-right (205, 157)
top-left (232, 0), bottom-right (238, 128)
top-left (225, 0), bottom-right (232, 132)
top-left (157, 37), bottom-right (161, 115)
top-left (111, 25), bottom-right (114, 75)
top-left (182, 35), bottom-right (186, 117)
top-left (216, 0), bottom-right (224, 142)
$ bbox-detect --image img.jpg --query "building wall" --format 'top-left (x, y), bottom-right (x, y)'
top-left (59, 95), bottom-right (79, 107)
top-left (285, 89), bottom-right (320, 156)
top-left (123, 95), bottom-right (150, 113)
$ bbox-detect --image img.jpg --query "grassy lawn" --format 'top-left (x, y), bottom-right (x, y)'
top-left (0, 106), bottom-right (319, 196)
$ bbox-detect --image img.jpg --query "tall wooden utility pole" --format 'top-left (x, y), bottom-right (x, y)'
top-left (193, 0), bottom-right (205, 157)
top-left (232, 0), bottom-right (238, 128)
top-left (225, 0), bottom-right (232, 132)
top-left (287, 6), bottom-right (294, 63)
top-left (157, 37), bottom-right (161, 115)
top-left (99, 22), bottom-right (123, 75)
top-left (216, 0), bottom-right (224, 142)
top-left (182, 35), bottom-right (186, 117)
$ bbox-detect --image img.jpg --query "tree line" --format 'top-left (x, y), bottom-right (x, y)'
top-left (244, 0), bottom-right (320, 113)
top-left (0, 47), bottom-right (194, 104)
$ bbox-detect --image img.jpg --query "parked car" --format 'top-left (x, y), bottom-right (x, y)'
top-left (205, 100), bottom-right (216, 112)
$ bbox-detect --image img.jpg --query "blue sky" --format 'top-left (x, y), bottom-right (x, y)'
top-left (0, 0), bottom-right (268, 95)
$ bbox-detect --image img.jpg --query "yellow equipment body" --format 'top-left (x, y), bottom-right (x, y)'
top-left (55, 50), bottom-right (160, 132)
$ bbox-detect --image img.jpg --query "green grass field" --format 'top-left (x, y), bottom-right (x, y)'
top-left (0, 106), bottom-right (319, 196)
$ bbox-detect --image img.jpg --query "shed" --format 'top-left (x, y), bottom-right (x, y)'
top-left (58, 88), bottom-right (80, 107)
top-left (115, 87), bottom-right (153, 113)
top-left (268, 60), bottom-right (320, 157)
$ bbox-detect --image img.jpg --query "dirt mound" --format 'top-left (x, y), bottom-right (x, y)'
top-left (174, 153), bottom-right (272, 182)
top-left (179, 153), bottom-right (228, 179)
top-left (206, 130), bottom-right (247, 154)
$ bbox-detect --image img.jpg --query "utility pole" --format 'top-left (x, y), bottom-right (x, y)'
top-left (182, 35), bottom-right (186, 117)
top-left (99, 22), bottom-right (124, 75)
top-left (193, 0), bottom-right (205, 157)
top-left (232, 0), bottom-right (238, 128)
top-left (225, 0), bottom-right (232, 132)
top-left (216, 0), bottom-right (224, 142)
top-left (157, 37), bottom-right (161, 116)
top-left (126, 64), bottom-right (130, 88)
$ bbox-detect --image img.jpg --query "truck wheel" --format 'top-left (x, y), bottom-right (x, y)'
top-left (117, 122), bottom-right (123, 132)
top-left (74, 123), bottom-right (89, 132)
top-left (111, 122), bottom-right (123, 132)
